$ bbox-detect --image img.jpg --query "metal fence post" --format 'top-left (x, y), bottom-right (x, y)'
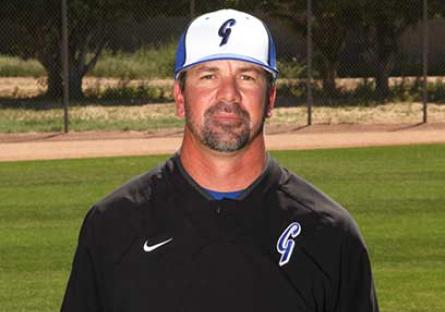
top-left (422, 0), bottom-right (428, 124)
top-left (306, 0), bottom-right (313, 126)
top-left (190, 0), bottom-right (195, 19)
top-left (62, 0), bottom-right (69, 133)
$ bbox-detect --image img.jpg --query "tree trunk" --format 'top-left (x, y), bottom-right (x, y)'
top-left (375, 63), bottom-right (390, 100)
top-left (374, 51), bottom-right (393, 100)
top-left (372, 23), bottom-right (396, 101)
top-left (322, 62), bottom-right (338, 96)
top-left (321, 58), bottom-right (337, 101)
top-left (46, 64), bottom-right (63, 99)
top-left (44, 63), bottom-right (84, 100)
top-left (68, 70), bottom-right (84, 100)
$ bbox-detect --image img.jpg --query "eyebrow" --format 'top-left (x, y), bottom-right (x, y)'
top-left (194, 65), bottom-right (263, 74)
top-left (238, 66), bottom-right (263, 74)
top-left (194, 66), bottom-right (219, 73)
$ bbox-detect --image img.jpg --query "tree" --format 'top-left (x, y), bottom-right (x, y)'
top-left (0, 0), bottom-right (134, 99)
top-left (262, 0), bottom-right (361, 96)
top-left (0, 0), bottom-right (262, 99)
top-left (130, 0), bottom-right (260, 18)
top-left (358, 0), bottom-right (423, 99)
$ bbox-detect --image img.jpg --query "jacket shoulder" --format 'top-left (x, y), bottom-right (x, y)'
top-left (94, 159), bottom-right (172, 216)
top-left (274, 167), bottom-right (377, 311)
top-left (276, 167), bottom-right (363, 239)
top-left (79, 158), bottom-right (175, 262)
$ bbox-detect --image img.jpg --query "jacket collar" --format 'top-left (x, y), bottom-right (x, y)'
top-left (166, 153), bottom-right (283, 209)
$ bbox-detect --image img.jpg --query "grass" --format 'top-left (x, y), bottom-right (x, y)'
top-left (0, 103), bottom-right (183, 133)
top-left (0, 56), bottom-right (44, 77)
top-left (0, 102), bottom-right (444, 133)
top-left (0, 144), bottom-right (444, 311)
top-left (90, 43), bottom-right (177, 79)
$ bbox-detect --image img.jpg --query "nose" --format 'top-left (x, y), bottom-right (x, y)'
top-left (216, 76), bottom-right (241, 103)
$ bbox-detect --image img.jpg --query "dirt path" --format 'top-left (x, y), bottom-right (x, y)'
top-left (0, 123), bottom-right (444, 162)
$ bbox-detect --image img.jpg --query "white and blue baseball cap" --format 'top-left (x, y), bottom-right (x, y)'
top-left (174, 9), bottom-right (278, 79)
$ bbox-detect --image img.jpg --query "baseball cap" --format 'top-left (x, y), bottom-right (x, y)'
top-left (174, 9), bottom-right (278, 79)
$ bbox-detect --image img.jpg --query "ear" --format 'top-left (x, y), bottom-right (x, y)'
top-left (266, 85), bottom-right (277, 118)
top-left (173, 81), bottom-right (185, 118)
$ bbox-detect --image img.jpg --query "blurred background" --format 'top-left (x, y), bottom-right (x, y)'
top-left (0, 0), bottom-right (444, 133)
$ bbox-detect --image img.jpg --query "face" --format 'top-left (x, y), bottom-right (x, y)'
top-left (174, 60), bottom-right (276, 153)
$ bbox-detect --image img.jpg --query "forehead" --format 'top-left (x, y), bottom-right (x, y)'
top-left (189, 60), bottom-right (266, 74)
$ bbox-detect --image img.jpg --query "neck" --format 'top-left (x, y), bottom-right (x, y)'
top-left (179, 128), bottom-right (267, 192)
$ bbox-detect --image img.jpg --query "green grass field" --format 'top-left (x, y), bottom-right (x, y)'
top-left (0, 144), bottom-right (444, 311)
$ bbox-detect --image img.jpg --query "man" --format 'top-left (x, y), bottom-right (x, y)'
top-left (61, 9), bottom-right (379, 312)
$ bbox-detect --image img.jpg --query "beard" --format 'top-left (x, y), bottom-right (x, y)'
top-left (185, 101), bottom-right (267, 153)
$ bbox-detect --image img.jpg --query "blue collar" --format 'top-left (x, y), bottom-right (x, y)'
top-left (204, 189), bottom-right (244, 200)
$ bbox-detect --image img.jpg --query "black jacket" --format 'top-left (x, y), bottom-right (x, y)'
top-left (61, 154), bottom-right (379, 312)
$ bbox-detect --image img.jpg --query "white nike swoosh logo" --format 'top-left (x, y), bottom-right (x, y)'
top-left (143, 238), bottom-right (173, 252)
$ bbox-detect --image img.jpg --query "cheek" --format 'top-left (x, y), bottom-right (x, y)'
top-left (245, 91), bottom-right (268, 120)
top-left (184, 92), bottom-right (210, 123)
top-left (185, 84), bottom-right (219, 108)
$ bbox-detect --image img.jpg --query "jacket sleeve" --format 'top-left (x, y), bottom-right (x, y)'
top-left (60, 207), bottom-right (102, 312)
top-left (334, 224), bottom-right (379, 312)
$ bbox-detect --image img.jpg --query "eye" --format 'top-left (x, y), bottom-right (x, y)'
top-left (200, 74), bottom-right (215, 80)
top-left (240, 74), bottom-right (255, 81)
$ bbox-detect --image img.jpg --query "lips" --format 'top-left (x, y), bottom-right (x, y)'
top-left (212, 112), bottom-right (243, 125)
top-left (205, 102), bottom-right (249, 127)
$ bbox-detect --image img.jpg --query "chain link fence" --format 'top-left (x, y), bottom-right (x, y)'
top-left (0, 0), bottom-right (444, 133)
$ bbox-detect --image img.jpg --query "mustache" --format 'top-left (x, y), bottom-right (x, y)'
top-left (204, 102), bottom-right (250, 120)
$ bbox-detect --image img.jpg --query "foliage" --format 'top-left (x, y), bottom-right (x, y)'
top-left (84, 80), bottom-right (173, 102)
top-left (90, 41), bottom-right (177, 79)
top-left (0, 0), bottom-right (264, 99)
top-left (0, 41), bottom-right (176, 79)
top-left (0, 56), bottom-right (45, 77)
top-left (262, 0), bottom-right (362, 95)
top-left (427, 79), bottom-right (445, 102)
top-left (0, 47), bottom-right (304, 80)
top-left (130, 0), bottom-right (263, 17)
top-left (0, 0), bottom-right (137, 99)
top-left (2, 0), bottom-right (444, 100)
top-left (262, 0), bottom-right (445, 99)
top-left (275, 78), bottom-right (445, 107)
top-left (277, 58), bottom-right (306, 79)
top-left (357, 0), bottom-right (425, 99)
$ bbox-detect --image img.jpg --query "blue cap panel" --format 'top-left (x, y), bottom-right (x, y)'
top-left (174, 32), bottom-right (186, 75)
top-left (264, 24), bottom-right (277, 76)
